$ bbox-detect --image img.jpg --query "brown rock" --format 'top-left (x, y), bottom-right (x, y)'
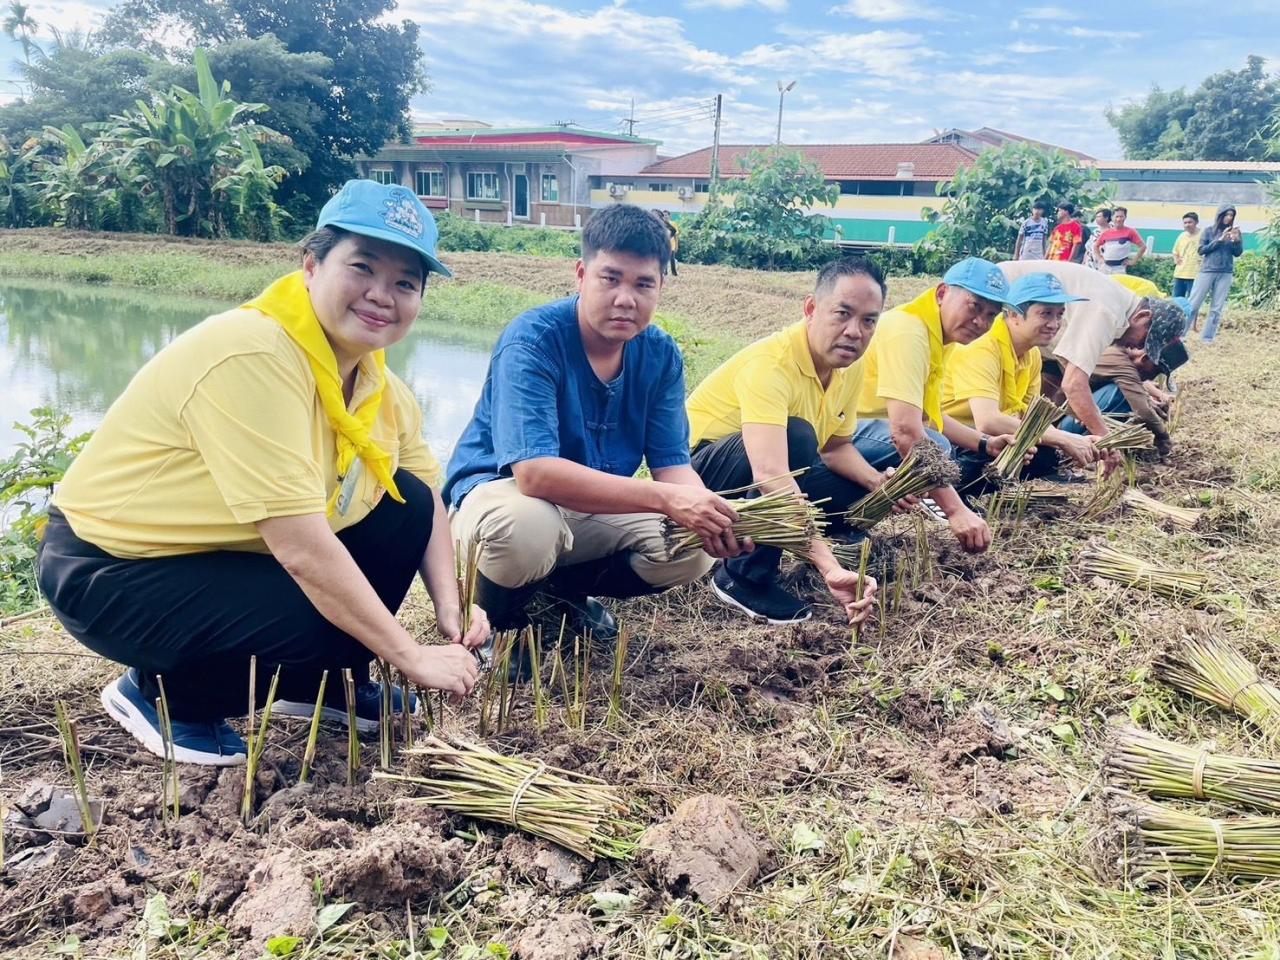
top-left (640, 794), bottom-right (767, 906)
top-left (228, 852), bottom-right (315, 948)
top-left (513, 913), bottom-right (601, 960)
top-left (533, 846), bottom-right (585, 893)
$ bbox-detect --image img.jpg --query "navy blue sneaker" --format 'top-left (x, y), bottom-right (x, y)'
top-left (100, 670), bottom-right (246, 767)
top-left (275, 681), bottom-right (416, 734)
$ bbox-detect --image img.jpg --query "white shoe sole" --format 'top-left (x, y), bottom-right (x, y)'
top-left (711, 578), bottom-right (812, 626)
top-left (274, 700), bottom-right (381, 734)
top-left (100, 681), bottom-right (245, 767)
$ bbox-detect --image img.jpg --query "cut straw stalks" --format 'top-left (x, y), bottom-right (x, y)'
top-left (156, 675), bottom-right (179, 824)
top-left (343, 668), bottom-right (360, 787)
top-left (1155, 637), bottom-right (1280, 744)
top-left (373, 736), bottom-right (639, 861)
top-left (663, 486), bottom-right (825, 557)
top-left (845, 438), bottom-right (959, 532)
top-left (848, 538), bottom-right (872, 650)
top-left (1121, 488), bottom-right (1203, 529)
top-left (53, 700), bottom-right (96, 840)
top-left (1078, 470), bottom-right (1127, 523)
top-left (1113, 797), bottom-right (1280, 880)
top-left (1108, 726), bottom-right (1280, 814)
top-left (606, 624), bottom-right (629, 729)
top-left (378, 660), bottom-right (395, 770)
top-left (456, 538), bottom-right (482, 634)
top-left (1095, 419), bottom-right (1155, 452)
top-left (241, 659), bottom-right (281, 826)
top-left (1079, 543), bottom-right (1208, 601)
top-left (298, 670), bottom-right (328, 785)
top-left (990, 396), bottom-right (1063, 480)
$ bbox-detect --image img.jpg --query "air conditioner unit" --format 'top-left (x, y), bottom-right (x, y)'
top-left (607, 183), bottom-right (628, 199)
top-left (676, 186), bottom-right (693, 200)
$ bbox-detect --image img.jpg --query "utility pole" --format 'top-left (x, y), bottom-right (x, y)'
top-left (622, 98), bottom-right (636, 137)
top-left (709, 94), bottom-right (723, 199)
top-left (775, 80), bottom-right (796, 145)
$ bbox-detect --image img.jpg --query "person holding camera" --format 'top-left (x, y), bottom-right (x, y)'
top-left (1188, 204), bottom-right (1244, 342)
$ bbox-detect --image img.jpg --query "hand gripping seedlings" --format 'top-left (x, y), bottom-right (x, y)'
top-left (990, 396), bottom-right (1064, 481)
top-left (844, 439), bottom-right (959, 532)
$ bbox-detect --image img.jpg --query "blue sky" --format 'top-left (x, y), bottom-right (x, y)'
top-left (4, 0), bottom-right (1279, 158)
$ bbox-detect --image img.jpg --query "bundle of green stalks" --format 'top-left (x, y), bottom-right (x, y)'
top-left (1078, 470), bottom-right (1127, 523)
top-left (1108, 727), bottom-right (1280, 813)
top-left (1155, 638), bottom-right (1280, 743)
top-left (1113, 797), bottom-right (1280, 880)
top-left (1095, 419), bottom-right (1155, 452)
top-left (845, 439), bottom-right (958, 532)
top-left (990, 396), bottom-right (1063, 480)
top-left (1079, 544), bottom-right (1208, 600)
top-left (1121, 488), bottom-right (1203, 529)
top-left (663, 486), bottom-right (825, 557)
top-left (374, 736), bottom-right (639, 861)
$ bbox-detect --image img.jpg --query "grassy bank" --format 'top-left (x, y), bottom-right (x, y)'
top-left (4, 231), bottom-right (1280, 958)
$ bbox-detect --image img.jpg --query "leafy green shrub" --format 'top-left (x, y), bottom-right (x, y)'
top-left (1127, 256), bottom-right (1175, 292)
top-left (1, 407), bottom-right (92, 613)
top-left (1235, 251), bottom-right (1280, 310)
top-left (435, 213), bottom-right (579, 258)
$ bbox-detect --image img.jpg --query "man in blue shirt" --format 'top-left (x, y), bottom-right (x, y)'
top-left (445, 205), bottom-right (745, 645)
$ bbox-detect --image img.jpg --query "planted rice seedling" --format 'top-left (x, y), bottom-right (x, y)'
top-left (1079, 471), bottom-right (1127, 523)
top-left (155, 675), bottom-right (178, 823)
top-left (373, 735), bottom-right (640, 861)
top-left (241, 662), bottom-right (280, 826)
top-left (607, 624), bottom-right (630, 729)
top-left (343, 668), bottom-right (360, 787)
top-left (455, 539), bottom-right (482, 634)
top-left (53, 700), bottom-right (95, 840)
top-left (1108, 726), bottom-right (1280, 813)
top-left (298, 670), bottom-right (328, 785)
top-left (1079, 544), bottom-right (1208, 600)
top-left (845, 439), bottom-right (958, 531)
top-left (1155, 638), bottom-right (1280, 742)
top-left (1121, 488), bottom-right (1203, 528)
top-left (991, 396), bottom-right (1064, 480)
top-left (378, 660), bottom-right (394, 770)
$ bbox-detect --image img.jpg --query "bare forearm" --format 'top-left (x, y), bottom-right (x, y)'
top-left (513, 457), bottom-right (667, 515)
top-left (1062, 366), bottom-right (1109, 436)
top-left (973, 409), bottom-right (1024, 437)
top-left (929, 484), bottom-right (966, 518)
top-left (819, 440), bottom-right (881, 489)
top-left (942, 414), bottom-right (986, 454)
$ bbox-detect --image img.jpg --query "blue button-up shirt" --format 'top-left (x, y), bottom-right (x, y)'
top-left (443, 296), bottom-right (692, 508)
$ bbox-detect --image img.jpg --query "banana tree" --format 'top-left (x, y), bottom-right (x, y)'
top-left (26, 125), bottom-right (108, 230)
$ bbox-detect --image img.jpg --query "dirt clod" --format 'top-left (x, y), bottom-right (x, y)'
top-left (320, 818), bottom-right (466, 905)
top-left (640, 794), bottom-right (767, 906)
top-left (513, 913), bottom-right (601, 960)
top-left (228, 852), bottom-right (315, 949)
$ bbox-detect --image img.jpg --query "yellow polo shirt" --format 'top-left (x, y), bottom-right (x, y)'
top-left (1111, 274), bottom-right (1164, 299)
top-left (687, 321), bottom-right (862, 448)
top-left (856, 287), bottom-right (945, 429)
top-left (942, 316), bottom-right (1042, 428)
top-left (1173, 232), bottom-right (1201, 280)
top-left (53, 308), bottom-right (442, 559)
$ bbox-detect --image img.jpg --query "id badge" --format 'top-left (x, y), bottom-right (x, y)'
top-left (335, 459), bottom-right (363, 517)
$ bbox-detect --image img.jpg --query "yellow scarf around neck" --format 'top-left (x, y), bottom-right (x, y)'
top-left (988, 315), bottom-right (1034, 416)
top-left (245, 271), bottom-right (404, 515)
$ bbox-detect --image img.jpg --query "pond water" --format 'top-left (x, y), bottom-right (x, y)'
top-left (0, 280), bottom-right (496, 467)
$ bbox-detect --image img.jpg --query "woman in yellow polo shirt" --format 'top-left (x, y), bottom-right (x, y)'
top-left (942, 272), bottom-right (1100, 493)
top-left (37, 180), bottom-right (488, 766)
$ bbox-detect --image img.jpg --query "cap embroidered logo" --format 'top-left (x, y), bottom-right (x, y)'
top-left (382, 192), bottom-right (425, 239)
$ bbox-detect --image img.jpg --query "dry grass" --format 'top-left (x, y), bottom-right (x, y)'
top-left (2, 244), bottom-right (1280, 957)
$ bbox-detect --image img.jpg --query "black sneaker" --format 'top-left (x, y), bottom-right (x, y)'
top-left (711, 565), bottom-right (811, 625)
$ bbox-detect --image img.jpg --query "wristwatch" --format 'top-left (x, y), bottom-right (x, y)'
top-left (978, 435), bottom-right (990, 458)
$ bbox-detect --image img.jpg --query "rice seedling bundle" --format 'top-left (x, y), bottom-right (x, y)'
top-left (663, 487), bottom-right (825, 556)
top-left (1114, 798), bottom-right (1280, 880)
top-left (1095, 419), bottom-right (1155, 452)
top-left (1154, 638), bottom-right (1280, 742)
top-left (1079, 544), bottom-right (1207, 600)
top-left (1121, 488), bottom-right (1203, 529)
top-left (844, 439), bottom-right (959, 532)
top-left (1078, 470), bottom-right (1126, 523)
top-left (374, 736), bottom-right (639, 861)
top-left (1107, 727), bottom-right (1280, 813)
top-left (991, 396), bottom-right (1063, 480)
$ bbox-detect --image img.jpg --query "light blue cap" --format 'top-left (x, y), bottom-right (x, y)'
top-left (1005, 272), bottom-right (1089, 308)
top-left (317, 179), bottom-right (452, 277)
top-left (942, 257), bottom-right (1009, 302)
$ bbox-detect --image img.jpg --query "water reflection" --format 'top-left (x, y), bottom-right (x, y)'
top-left (0, 281), bottom-right (495, 465)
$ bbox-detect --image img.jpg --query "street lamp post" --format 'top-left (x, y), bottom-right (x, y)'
top-left (775, 79), bottom-right (796, 145)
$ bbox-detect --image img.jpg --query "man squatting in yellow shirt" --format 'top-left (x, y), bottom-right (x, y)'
top-left (853, 258), bottom-right (1024, 554)
top-left (685, 257), bottom-right (894, 624)
top-left (942, 272), bottom-right (1101, 495)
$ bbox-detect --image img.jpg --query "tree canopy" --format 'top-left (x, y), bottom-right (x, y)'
top-left (1106, 56), bottom-right (1280, 161)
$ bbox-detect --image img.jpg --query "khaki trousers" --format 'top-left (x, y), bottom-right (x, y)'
top-left (449, 478), bottom-right (714, 590)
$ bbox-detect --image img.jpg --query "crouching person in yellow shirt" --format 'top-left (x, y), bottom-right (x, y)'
top-left (685, 257), bottom-right (886, 624)
top-left (943, 272), bottom-right (1100, 494)
top-left (36, 181), bottom-right (488, 766)
top-left (854, 258), bottom-right (1017, 553)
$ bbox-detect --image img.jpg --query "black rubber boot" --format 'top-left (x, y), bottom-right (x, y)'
top-left (472, 571), bottom-right (545, 678)
top-left (540, 551), bottom-right (664, 646)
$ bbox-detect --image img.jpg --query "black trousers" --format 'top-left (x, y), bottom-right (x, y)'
top-left (37, 469), bottom-right (433, 722)
top-left (954, 445), bottom-right (1061, 498)
top-left (690, 418), bottom-right (870, 586)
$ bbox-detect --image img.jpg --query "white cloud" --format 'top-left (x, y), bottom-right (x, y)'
top-left (686, 0), bottom-right (787, 10)
top-left (738, 29), bottom-right (938, 77)
top-left (1009, 41), bottom-right (1059, 53)
top-left (1066, 26), bottom-right (1143, 39)
top-left (1021, 5), bottom-right (1076, 19)
top-left (828, 0), bottom-right (944, 20)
